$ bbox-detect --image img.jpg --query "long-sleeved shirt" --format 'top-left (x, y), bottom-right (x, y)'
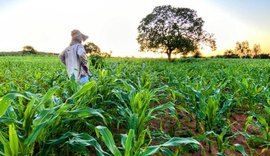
top-left (59, 43), bottom-right (89, 80)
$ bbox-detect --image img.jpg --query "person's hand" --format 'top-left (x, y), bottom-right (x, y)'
top-left (81, 64), bottom-right (89, 75)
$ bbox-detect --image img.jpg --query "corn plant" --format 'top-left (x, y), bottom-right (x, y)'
top-left (112, 79), bottom-right (176, 138)
top-left (0, 80), bottom-right (107, 155)
top-left (95, 126), bottom-right (201, 156)
top-left (195, 123), bottom-right (249, 155)
top-left (244, 106), bottom-right (270, 148)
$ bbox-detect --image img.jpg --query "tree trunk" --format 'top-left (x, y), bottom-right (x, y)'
top-left (166, 51), bottom-right (172, 62)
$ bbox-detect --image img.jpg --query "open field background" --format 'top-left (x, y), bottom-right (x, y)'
top-left (0, 55), bottom-right (270, 155)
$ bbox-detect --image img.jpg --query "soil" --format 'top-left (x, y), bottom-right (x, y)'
top-left (149, 109), bottom-right (270, 156)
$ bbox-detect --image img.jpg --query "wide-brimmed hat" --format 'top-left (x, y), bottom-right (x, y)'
top-left (71, 29), bottom-right (88, 42)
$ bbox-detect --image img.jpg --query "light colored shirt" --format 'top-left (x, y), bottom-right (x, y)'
top-left (59, 43), bottom-right (88, 80)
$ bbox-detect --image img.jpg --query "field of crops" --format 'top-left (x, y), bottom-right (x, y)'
top-left (0, 55), bottom-right (269, 155)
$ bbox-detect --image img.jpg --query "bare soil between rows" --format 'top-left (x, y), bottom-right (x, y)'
top-left (149, 108), bottom-right (270, 156)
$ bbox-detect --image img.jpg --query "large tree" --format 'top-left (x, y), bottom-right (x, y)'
top-left (137, 5), bottom-right (216, 61)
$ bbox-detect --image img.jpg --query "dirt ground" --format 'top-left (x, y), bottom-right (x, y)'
top-left (149, 110), bottom-right (270, 156)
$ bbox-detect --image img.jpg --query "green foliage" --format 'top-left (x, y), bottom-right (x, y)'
top-left (22, 45), bottom-right (37, 54)
top-left (95, 126), bottom-right (201, 156)
top-left (84, 42), bottom-right (101, 54)
top-left (137, 5), bottom-right (216, 61)
top-left (89, 53), bottom-right (106, 69)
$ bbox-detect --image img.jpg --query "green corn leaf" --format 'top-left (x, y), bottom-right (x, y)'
top-left (120, 134), bottom-right (127, 149)
top-left (133, 129), bottom-right (148, 154)
top-left (0, 93), bottom-right (27, 117)
top-left (0, 117), bottom-right (20, 125)
top-left (33, 108), bottom-right (55, 126)
top-left (0, 151), bottom-right (5, 156)
top-left (147, 102), bottom-right (175, 118)
top-left (23, 99), bottom-right (35, 136)
top-left (0, 132), bottom-right (12, 156)
top-left (69, 80), bottom-right (96, 100)
top-left (234, 144), bottom-right (248, 156)
top-left (128, 114), bottom-right (138, 131)
top-left (49, 132), bottom-right (109, 156)
top-left (140, 146), bottom-right (160, 156)
top-left (124, 129), bottom-right (135, 156)
top-left (38, 86), bottom-right (59, 108)
top-left (95, 126), bottom-right (122, 156)
top-left (162, 137), bottom-right (201, 147)
top-left (24, 123), bottom-right (47, 145)
top-left (265, 106), bottom-right (270, 115)
top-left (47, 132), bottom-right (71, 145)
top-left (67, 107), bottom-right (106, 124)
top-left (160, 148), bottom-right (175, 156)
top-left (67, 133), bottom-right (107, 155)
top-left (9, 124), bottom-right (19, 156)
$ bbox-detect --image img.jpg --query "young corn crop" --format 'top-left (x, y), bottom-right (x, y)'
top-left (0, 56), bottom-right (269, 155)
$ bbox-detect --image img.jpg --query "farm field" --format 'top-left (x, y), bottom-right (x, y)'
top-left (0, 55), bottom-right (270, 155)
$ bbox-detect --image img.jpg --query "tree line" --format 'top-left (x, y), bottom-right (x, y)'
top-left (221, 41), bottom-right (270, 59)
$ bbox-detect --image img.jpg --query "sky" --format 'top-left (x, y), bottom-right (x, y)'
top-left (0, 0), bottom-right (269, 57)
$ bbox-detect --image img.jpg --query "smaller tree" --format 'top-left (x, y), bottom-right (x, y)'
top-left (84, 42), bottom-right (101, 54)
top-left (235, 41), bottom-right (251, 58)
top-left (224, 49), bottom-right (239, 58)
top-left (22, 45), bottom-right (37, 54)
top-left (253, 44), bottom-right (261, 57)
top-left (224, 49), bottom-right (234, 56)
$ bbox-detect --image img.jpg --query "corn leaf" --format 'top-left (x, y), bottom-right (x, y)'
top-left (69, 80), bottom-right (96, 100)
top-left (24, 123), bottom-right (47, 145)
top-left (124, 129), bottom-right (135, 156)
top-left (95, 126), bottom-right (122, 156)
top-left (0, 132), bottom-right (12, 156)
top-left (162, 137), bottom-right (201, 147)
top-left (0, 93), bottom-right (27, 117)
top-left (234, 144), bottom-right (248, 156)
top-left (140, 146), bottom-right (160, 156)
top-left (9, 124), bottom-right (19, 156)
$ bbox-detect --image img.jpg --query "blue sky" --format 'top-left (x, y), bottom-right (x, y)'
top-left (0, 0), bottom-right (269, 57)
top-left (210, 0), bottom-right (270, 30)
top-left (0, 0), bottom-right (17, 11)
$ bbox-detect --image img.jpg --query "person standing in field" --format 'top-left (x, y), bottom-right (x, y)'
top-left (59, 29), bottom-right (90, 84)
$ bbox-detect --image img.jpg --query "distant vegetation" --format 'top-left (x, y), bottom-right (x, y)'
top-left (0, 45), bottom-right (58, 56)
top-left (22, 45), bottom-right (37, 54)
top-left (217, 41), bottom-right (270, 59)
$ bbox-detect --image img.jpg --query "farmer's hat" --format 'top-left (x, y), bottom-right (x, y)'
top-left (71, 29), bottom-right (88, 42)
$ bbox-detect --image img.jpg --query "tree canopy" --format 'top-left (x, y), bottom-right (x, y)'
top-left (137, 5), bottom-right (216, 61)
top-left (84, 42), bottom-right (101, 54)
top-left (22, 45), bottom-right (37, 54)
top-left (224, 41), bottom-right (263, 58)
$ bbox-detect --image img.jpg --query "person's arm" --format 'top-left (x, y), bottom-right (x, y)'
top-left (77, 45), bottom-right (90, 75)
